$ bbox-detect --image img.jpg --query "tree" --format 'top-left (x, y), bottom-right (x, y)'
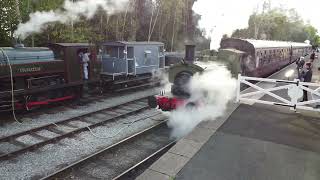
top-left (231, 7), bottom-right (320, 46)
top-left (0, 0), bottom-right (210, 50)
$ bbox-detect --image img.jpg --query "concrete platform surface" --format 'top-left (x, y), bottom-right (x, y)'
top-left (175, 104), bottom-right (320, 180)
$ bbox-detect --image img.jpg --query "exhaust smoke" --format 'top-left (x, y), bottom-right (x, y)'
top-left (14, 0), bottom-right (129, 39)
top-left (167, 63), bottom-right (237, 139)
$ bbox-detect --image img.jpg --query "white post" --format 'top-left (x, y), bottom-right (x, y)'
top-left (236, 74), bottom-right (241, 103)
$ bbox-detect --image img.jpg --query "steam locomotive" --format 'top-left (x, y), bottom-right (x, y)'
top-left (149, 38), bottom-right (312, 111)
top-left (0, 42), bottom-right (165, 112)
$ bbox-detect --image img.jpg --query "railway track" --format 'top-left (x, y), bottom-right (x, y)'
top-left (0, 97), bottom-right (154, 160)
top-left (40, 120), bottom-right (175, 180)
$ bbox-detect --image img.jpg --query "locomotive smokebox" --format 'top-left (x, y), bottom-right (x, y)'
top-left (185, 44), bottom-right (196, 63)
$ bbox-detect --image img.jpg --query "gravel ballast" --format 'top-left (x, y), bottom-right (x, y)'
top-left (0, 109), bottom-right (168, 179)
top-left (0, 87), bottom-right (160, 138)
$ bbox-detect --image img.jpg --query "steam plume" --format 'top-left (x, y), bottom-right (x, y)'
top-left (14, 0), bottom-right (129, 39)
top-left (167, 63), bottom-right (237, 139)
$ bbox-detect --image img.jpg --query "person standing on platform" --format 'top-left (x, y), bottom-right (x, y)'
top-left (301, 63), bottom-right (313, 102)
top-left (310, 51), bottom-right (316, 63)
top-left (296, 57), bottom-right (305, 79)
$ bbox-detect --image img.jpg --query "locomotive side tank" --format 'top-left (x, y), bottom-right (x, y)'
top-left (0, 47), bottom-right (64, 78)
top-left (0, 46), bottom-right (68, 111)
top-left (0, 43), bottom-right (101, 111)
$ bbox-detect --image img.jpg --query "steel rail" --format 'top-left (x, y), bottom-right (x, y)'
top-left (40, 120), bottom-right (171, 180)
top-left (0, 98), bottom-right (150, 160)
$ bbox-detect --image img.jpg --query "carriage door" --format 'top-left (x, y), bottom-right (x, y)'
top-left (127, 46), bottom-right (135, 75)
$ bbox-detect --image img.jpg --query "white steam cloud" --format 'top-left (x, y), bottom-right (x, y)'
top-left (14, 0), bottom-right (129, 39)
top-left (167, 63), bottom-right (237, 139)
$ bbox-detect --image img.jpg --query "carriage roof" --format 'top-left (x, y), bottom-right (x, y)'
top-left (244, 39), bottom-right (311, 49)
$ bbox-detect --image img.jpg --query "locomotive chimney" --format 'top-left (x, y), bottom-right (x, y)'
top-left (185, 44), bottom-right (196, 63)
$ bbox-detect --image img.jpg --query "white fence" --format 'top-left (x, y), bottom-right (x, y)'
top-left (237, 74), bottom-right (320, 112)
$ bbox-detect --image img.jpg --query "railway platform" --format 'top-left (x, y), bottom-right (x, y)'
top-left (137, 55), bottom-right (320, 180)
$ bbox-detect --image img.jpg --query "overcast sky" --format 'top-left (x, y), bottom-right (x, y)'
top-left (193, 0), bottom-right (320, 49)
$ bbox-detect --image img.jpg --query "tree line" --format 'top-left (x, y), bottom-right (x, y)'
top-left (0, 0), bottom-right (210, 51)
top-left (231, 4), bottom-right (320, 46)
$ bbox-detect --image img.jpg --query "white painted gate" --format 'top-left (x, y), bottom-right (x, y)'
top-left (236, 74), bottom-right (320, 112)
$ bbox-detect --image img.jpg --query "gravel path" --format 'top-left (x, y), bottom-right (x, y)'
top-left (0, 109), bottom-right (168, 180)
top-left (0, 87), bottom-right (160, 138)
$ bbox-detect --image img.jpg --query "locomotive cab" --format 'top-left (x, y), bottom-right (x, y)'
top-left (49, 43), bottom-right (101, 84)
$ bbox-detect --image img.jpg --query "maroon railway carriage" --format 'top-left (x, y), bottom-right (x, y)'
top-left (220, 38), bottom-right (312, 77)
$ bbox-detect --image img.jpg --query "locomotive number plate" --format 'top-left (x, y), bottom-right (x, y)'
top-left (19, 67), bottom-right (41, 73)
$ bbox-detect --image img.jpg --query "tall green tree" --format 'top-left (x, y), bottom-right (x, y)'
top-left (0, 0), bottom-right (210, 50)
top-left (232, 7), bottom-right (320, 46)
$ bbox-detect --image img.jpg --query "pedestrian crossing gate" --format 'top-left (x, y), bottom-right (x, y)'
top-left (237, 74), bottom-right (320, 112)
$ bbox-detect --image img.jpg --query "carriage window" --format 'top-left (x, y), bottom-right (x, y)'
top-left (119, 47), bottom-right (125, 59)
top-left (159, 46), bottom-right (164, 53)
top-left (105, 46), bottom-right (119, 58)
top-left (144, 50), bottom-right (152, 65)
top-left (127, 47), bottom-right (134, 59)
